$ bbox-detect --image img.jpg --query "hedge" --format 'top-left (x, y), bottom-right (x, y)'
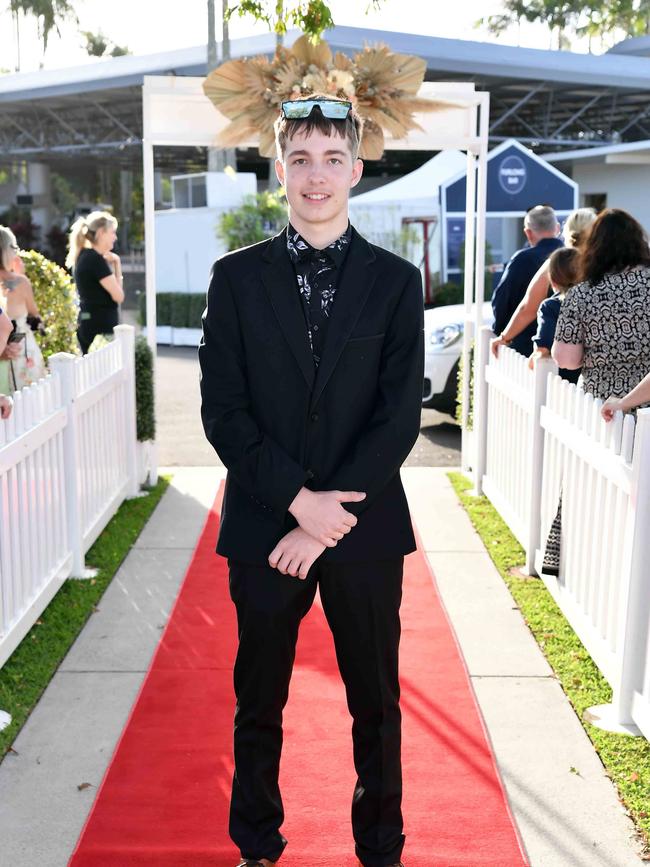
top-left (21, 249), bottom-right (79, 360)
top-left (139, 292), bottom-right (205, 329)
top-left (135, 336), bottom-right (155, 441)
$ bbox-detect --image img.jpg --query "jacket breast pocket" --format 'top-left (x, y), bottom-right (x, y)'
top-left (346, 333), bottom-right (385, 343)
top-left (340, 333), bottom-right (385, 370)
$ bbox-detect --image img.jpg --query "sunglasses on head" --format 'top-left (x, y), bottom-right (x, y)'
top-left (281, 98), bottom-right (352, 121)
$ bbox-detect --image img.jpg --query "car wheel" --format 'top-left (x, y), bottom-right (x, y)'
top-left (422, 359), bottom-right (460, 416)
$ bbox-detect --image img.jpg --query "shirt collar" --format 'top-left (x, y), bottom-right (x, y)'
top-left (286, 222), bottom-right (352, 268)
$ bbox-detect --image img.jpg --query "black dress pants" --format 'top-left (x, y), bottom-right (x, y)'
top-left (227, 556), bottom-right (405, 867)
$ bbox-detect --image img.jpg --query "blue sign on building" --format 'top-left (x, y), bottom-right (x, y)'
top-left (440, 139), bottom-right (578, 282)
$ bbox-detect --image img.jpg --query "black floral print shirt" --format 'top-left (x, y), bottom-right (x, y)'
top-left (286, 221), bottom-right (352, 368)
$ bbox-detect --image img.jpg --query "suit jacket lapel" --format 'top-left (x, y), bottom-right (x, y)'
top-left (261, 231), bottom-right (315, 391)
top-left (310, 229), bottom-right (377, 410)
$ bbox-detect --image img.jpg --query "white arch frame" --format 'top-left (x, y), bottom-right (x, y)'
top-left (142, 75), bottom-right (489, 479)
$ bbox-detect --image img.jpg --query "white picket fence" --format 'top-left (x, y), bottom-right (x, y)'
top-left (0, 325), bottom-right (140, 669)
top-left (473, 325), bottom-right (650, 738)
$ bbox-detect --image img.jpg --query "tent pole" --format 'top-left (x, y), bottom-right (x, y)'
top-left (460, 142), bottom-right (476, 475)
top-left (142, 82), bottom-right (158, 484)
top-left (471, 92), bottom-right (491, 492)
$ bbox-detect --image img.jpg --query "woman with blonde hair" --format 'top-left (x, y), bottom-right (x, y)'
top-left (67, 211), bottom-right (124, 353)
top-left (491, 207), bottom-right (597, 357)
top-left (0, 225), bottom-right (47, 393)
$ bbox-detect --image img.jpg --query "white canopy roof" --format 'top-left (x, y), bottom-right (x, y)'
top-left (349, 150), bottom-right (466, 212)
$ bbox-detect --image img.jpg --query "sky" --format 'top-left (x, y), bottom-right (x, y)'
top-left (2, 0), bottom-right (601, 75)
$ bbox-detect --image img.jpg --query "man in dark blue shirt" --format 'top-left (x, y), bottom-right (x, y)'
top-left (491, 205), bottom-right (563, 356)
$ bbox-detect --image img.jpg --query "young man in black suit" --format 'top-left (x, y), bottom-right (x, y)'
top-left (199, 95), bottom-right (424, 867)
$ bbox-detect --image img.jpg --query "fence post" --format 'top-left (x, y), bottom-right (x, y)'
top-left (587, 408), bottom-right (650, 734)
top-left (48, 352), bottom-right (86, 578)
top-left (471, 326), bottom-right (492, 496)
top-left (525, 357), bottom-right (557, 575)
top-left (114, 325), bottom-right (140, 498)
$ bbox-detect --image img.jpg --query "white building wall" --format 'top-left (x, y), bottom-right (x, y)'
top-left (154, 207), bottom-right (226, 293)
top-left (154, 171), bottom-right (257, 294)
top-left (572, 162), bottom-right (650, 232)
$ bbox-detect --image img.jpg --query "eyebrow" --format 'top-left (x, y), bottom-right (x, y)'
top-left (287, 149), bottom-right (347, 157)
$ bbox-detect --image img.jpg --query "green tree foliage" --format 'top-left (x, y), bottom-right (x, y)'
top-left (479, 0), bottom-right (650, 50)
top-left (21, 249), bottom-right (79, 360)
top-left (81, 29), bottom-right (131, 57)
top-left (217, 191), bottom-right (288, 251)
top-left (81, 29), bottom-right (108, 56)
top-left (229, 0), bottom-right (383, 43)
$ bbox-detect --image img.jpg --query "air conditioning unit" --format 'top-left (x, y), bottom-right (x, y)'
top-left (171, 172), bottom-right (257, 209)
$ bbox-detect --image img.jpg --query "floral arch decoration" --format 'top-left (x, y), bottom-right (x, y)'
top-left (203, 35), bottom-right (459, 160)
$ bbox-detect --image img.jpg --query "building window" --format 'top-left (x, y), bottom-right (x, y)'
top-left (584, 193), bottom-right (607, 212)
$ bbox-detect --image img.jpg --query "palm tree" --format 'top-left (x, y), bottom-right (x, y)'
top-left (207, 0), bottom-right (236, 171)
top-left (10, 0), bottom-right (78, 69)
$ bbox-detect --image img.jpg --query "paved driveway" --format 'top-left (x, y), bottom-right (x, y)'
top-left (155, 346), bottom-right (460, 467)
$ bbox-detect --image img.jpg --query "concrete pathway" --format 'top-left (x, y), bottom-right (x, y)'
top-left (0, 467), bottom-right (644, 866)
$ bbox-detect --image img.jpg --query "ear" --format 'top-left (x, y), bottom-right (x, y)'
top-left (275, 158), bottom-right (285, 187)
top-left (350, 158), bottom-right (364, 189)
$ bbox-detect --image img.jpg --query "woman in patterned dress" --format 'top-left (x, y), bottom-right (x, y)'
top-left (552, 209), bottom-right (650, 400)
top-left (541, 210), bottom-right (650, 576)
top-left (0, 226), bottom-right (47, 393)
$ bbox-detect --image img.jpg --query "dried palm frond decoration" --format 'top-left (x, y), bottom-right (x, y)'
top-left (203, 35), bottom-right (460, 160)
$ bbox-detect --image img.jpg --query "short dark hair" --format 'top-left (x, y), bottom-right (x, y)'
top-left (548, 247), bottom-right (580, 292)
top-left (580, 208), bottom-right (650, 285)
top-left (274, 94), bottom-right (363, 160)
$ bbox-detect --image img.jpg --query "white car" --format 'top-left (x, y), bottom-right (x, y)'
top-left (422, 301), bottom-right (493, 414)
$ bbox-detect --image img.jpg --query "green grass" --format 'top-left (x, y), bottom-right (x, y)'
top-left (449, 472), bottom-right (650, 854)
top-left (0, 477), bottom-right (170, 760)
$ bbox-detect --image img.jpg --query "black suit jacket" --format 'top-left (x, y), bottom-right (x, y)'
top-left (199, 226), bottom-right (425, 565)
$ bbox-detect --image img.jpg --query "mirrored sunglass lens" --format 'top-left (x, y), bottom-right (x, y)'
top-left (283, 101), bottom-right (314, 118)
top-left (321, 103), bottom-right (350, 119)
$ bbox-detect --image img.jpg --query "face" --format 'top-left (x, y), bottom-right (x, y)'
top-left (95, 224), bottom-right (117, 253)
top-left (275, 128), bottom-right (363, 234)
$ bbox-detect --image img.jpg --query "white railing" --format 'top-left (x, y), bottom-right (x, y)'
top-left (537, 375), bottom-right (650, 736)
top-left (0, 325), bottom-right (139, 669)
top-left (472, 325), bottom-right (650, 738)
top-left (475, 326), bottom-right (556, 573)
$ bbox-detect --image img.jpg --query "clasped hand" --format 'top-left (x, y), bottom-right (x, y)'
top-left (268, 487), bottom-right (366, 580)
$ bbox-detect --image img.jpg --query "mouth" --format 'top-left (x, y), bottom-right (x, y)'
top-left (302, 192), bottom-right (330, 201)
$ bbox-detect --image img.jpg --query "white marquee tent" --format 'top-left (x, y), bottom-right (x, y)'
top-left (350, 149), bottom-right (467, 211)
top-left (348, 150), bottom-right (467, 296)
top-left (141, 75), bottom-right (490, 479)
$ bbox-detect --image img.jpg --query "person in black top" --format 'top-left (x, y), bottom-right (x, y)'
top-left (199, 95), bottom-right (423, 867)
top-left (491, 205), bottom-right (563, 357)
top-left (66, 211), bottom-right (125, 353)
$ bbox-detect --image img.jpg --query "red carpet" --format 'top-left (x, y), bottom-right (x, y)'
top-left (69, 483), bottom-right (528, 866)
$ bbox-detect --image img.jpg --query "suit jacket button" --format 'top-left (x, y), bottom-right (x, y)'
top-left (310, 413), bottom-right (319, 422)
top-left (306, 469), bottom-right (314, 479)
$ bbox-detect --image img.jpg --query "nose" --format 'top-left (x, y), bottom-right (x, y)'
top-left (307, 163), bottom-right (326, 184)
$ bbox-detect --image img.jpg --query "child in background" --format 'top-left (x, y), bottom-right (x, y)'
top-left (528, 246), bottom-right (581, 384)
